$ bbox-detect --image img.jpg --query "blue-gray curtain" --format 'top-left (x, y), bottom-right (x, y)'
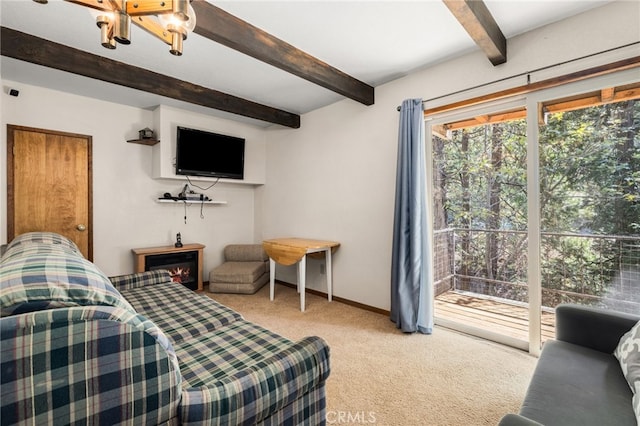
top-left (390, 98), bottom-right (433, 334)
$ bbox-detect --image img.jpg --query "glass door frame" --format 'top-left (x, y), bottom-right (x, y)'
top-left (427, 67), bottom-right (640, 355)
top-left (427, 96), bottom-right (530, 352)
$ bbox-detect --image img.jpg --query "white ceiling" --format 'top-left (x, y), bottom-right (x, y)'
top-left (0, 0), bottom-right (611, 127)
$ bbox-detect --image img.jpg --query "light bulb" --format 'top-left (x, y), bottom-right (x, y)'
top-left (96, 15), bottom-right (116, 49)
top-left (113, 11), bottom-right (131, 44)
top-left (183, 4), bottom-right (196, 32)
top-left (159, 4), bottom-right (196, 34)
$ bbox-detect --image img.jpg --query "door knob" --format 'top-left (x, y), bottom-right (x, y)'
top-left (76, 224), bottom-right (86, 231)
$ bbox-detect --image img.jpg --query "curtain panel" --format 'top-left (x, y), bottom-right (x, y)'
top-left (390, 98), bottom-right (433, 334)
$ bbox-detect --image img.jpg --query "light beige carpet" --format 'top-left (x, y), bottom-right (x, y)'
top-left (206, 284), bottom-right (537, 426)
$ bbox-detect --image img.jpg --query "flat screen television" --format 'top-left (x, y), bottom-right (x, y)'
top-left (175, 126), bottom-right (245, 179)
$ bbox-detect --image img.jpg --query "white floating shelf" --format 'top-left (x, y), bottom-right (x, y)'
top-left (156, 199), bottom-right (227, 205)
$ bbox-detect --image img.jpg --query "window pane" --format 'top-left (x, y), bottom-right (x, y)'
top-left (539, 99), bottom-right (640, 313)
top-left (433, 115), bottom-right (533, 342)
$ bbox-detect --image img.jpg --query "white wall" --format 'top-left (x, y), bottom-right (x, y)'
top-left (0, 85), bottom-right (267, 277)
top-left (259, 0), bottom-right (640, 310)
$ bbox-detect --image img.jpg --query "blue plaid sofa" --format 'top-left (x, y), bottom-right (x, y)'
top-left (1, 232), bottom-right (330, 425)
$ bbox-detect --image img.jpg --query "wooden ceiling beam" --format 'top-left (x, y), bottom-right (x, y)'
top-left (0, 27), bottom-right (300, 128)
top-left (442, 0), bottom-right (507, 66)
top-left (191, 0), bottom-right (375, 106)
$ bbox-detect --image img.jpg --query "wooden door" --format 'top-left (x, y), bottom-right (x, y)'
top-left (7, 125), bottom-right (93, 259)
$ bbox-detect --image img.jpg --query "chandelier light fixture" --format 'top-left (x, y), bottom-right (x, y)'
top-left (33, 0), bottom-right (196, 56)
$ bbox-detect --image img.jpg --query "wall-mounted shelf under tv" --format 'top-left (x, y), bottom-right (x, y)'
top-left (156, 199), bottom-right (227, 205)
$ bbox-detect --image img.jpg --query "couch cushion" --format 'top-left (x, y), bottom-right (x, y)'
top-left (211, 261), bottom-right (266, 284)
top-left (175, 319), bottom-right (293, 387)
top-left (119, 282), bottom-right (243, 345)
top-left (520, 339), bottom-right (635, 425)
top-left (614, 320), bottom-right (640, 422)
top-left (1, 240), bottom-right (134, 317)
top-left (224, 244), bottom-right (268, 262)
top-left (209, 273), bottom-right (269, 294)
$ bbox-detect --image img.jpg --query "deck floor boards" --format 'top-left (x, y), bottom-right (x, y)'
top-left (435, 291), bottom-right (556, 342)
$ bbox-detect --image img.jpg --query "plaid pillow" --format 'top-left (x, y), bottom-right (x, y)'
top-left (2, 231), bottom-right (81, 257)
top-left (1, 240), bottom-right (134, 317)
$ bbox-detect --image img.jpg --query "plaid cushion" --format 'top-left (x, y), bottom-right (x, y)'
top-left (110, 270), bottom-right (173, 292)
top-left (178, 329), bottom-right (330, 425)
top-left (119, 282), bottom-right (242, 345)
top-left (0, 306), bottom-right (182, 425)
top-left (1, 242), bottom-right (135, 317)
top-left (3, 231), bottom-right (82, 257)
top-left (175, 320), bottom-right (293, 386)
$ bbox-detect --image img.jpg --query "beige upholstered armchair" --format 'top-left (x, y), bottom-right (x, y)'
top-left (209, 244), bottom-right (270, 294)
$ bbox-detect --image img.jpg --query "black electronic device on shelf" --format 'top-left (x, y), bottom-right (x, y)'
top-left (175, 126), bottom-right (245, 179)
top-left (159, 189), bottom-right (210, 202)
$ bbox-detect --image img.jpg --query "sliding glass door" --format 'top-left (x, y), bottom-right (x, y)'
top-left (428, 70), bottom-right (640, 354)
top-left (429, 100), bottom-right (530, 350)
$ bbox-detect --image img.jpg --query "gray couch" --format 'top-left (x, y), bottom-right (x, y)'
top-left (500, 304), bottom-right (639, 426)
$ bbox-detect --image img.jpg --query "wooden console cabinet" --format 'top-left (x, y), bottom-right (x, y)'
top-left (132, 243), bottom-right (205, 291)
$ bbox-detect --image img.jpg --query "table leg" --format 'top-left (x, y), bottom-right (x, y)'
top-left (326, 248), bottom-right (333, 302)
top-left (269, 258), bottom-right (276, 301)
top-left (298, 255), bottom-right (307, 312)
